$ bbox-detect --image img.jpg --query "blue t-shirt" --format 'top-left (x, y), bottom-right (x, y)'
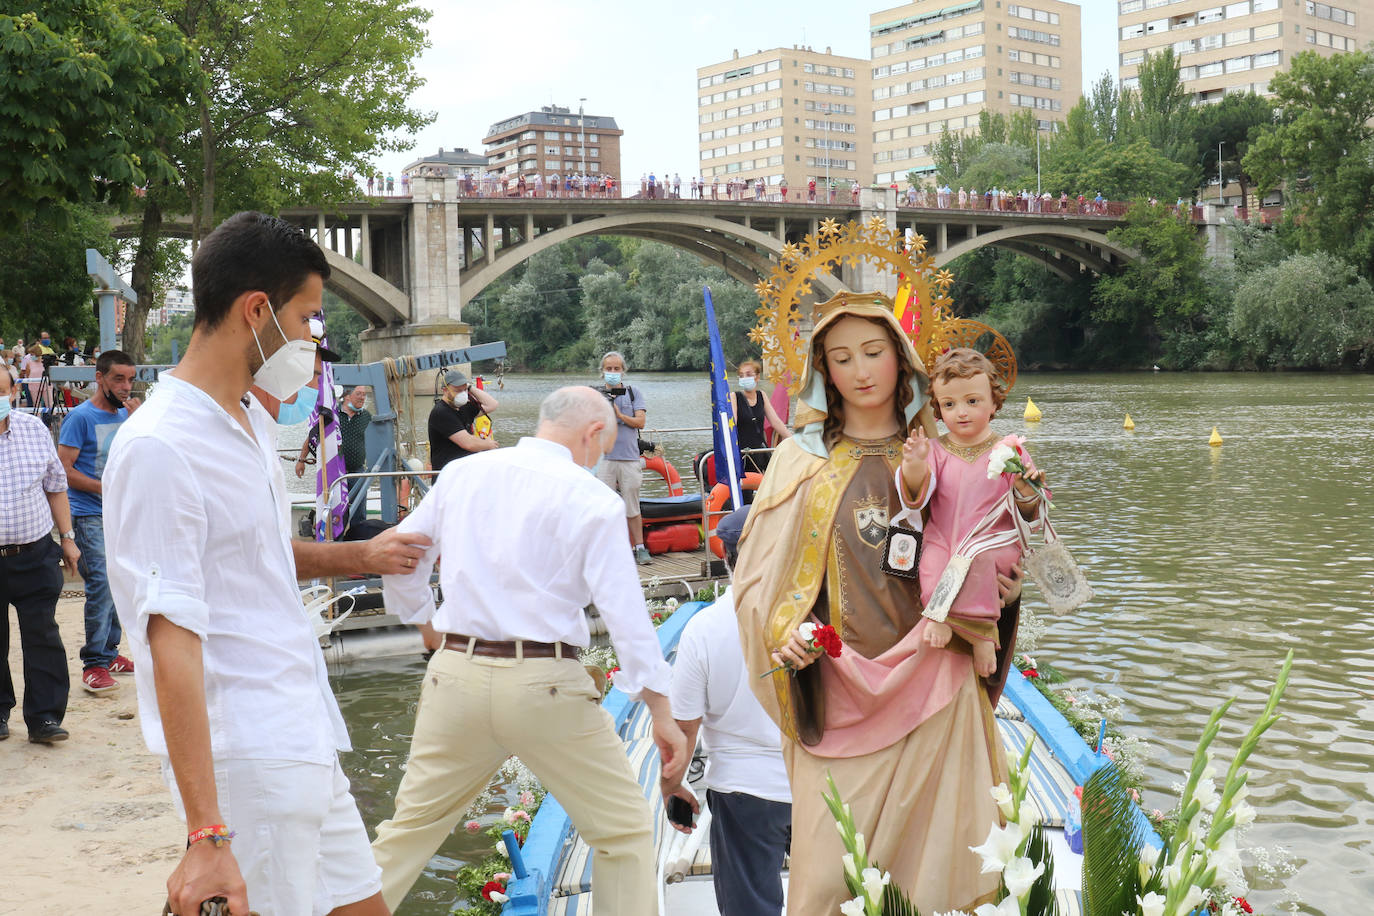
top-left (608, 385), bottom-right (647, 461)
top-left (58, 399), bottom-right (129, 517)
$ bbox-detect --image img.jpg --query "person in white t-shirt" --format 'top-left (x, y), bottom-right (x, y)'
top-left (663, 506), bottom-right (790, 916)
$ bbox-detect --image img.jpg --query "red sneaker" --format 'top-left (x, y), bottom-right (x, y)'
top-left (110, 655), bottom-right (135, 674)
top-left (82, 666), bottom-right (119, 694)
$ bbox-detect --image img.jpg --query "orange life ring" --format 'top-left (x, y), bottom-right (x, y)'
top-left (642, 454), bottom-right (685, 496)
top-left (706, 472), bottom-right (763, 559)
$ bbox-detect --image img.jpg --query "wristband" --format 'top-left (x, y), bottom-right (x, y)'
top-left (187, 824), bottom-right (235, 848)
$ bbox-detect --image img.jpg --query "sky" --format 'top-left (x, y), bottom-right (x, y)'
top-left (374, 0), bottom-right (1118, 184)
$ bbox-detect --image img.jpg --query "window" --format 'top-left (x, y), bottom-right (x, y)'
top-left (1120, 0), bottom-right (1144, 12)
top-left (1251, 0), bottom-right (1278, 10)
top-left (1199, 61), bottom-right (1223, 77)
top-left (1224, 2), bottom-right (1248, 18)
top-left (1225, 29), bottom-right (1250, 46)
top-left (1225, 55), bottom-right (1250, 73)
top-left (1199, 6), bottom-right (1224, 23)
top-left (1254, 50), bottom-right (1281, 68)
top-left (1146, 18), bottom-right (1168, 34)
top-left (1122, 24), bottom-right (1146, 40)
top-left (1253, 22), bottom-right (1280, 39)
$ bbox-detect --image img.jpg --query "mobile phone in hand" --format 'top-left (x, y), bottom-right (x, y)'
top-left (666, 794), bottom-right (695, 829)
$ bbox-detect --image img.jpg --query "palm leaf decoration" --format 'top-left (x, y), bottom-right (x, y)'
top-left (1022, 823), bottom-right (1058, 916)
top-left (1081, 763), bottom-right (1147, 916)
top-left (879, 874), bottom-right (921, 916)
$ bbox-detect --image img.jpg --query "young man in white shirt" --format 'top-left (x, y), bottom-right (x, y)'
top-left (104, 211), bottom-right (430, 916)
top-left (371, 386), bottom-right (687, 915)
top-left (662, 506), bottom-right (791, 916)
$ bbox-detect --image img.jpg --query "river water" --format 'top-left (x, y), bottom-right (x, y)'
top-left (327, 371), bottom-right (1374, 915)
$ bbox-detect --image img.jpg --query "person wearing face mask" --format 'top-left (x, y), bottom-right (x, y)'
top-left (102, 211), bottom-right (432, 916)
top-left (253, 316), bottom-right (336, 427)
top-left (426, 369), bottom-right (498, 471)
top-left (595, 351), bottom-right (651, 565)
top-left (729, 358), bottom-right (791, 475)
top-left (56, 350), bottom-right (142, 696)
top-left (0, 367), bottom-right (82, 745)
top-left (371, 386), bottom-right (687, 915)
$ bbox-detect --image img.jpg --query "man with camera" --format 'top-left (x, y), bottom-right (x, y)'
top-left (594, 352), bottom-right (650, 565)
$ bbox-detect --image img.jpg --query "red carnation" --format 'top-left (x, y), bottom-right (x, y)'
top-left (481, 880), bottom-right (507, 901)
top-left (1024, 668), bottom-right (1039, 679)
top-left (813, 625), bottom-right (843, 658)
top-left (1233, 898), bottom-right (1253, 914)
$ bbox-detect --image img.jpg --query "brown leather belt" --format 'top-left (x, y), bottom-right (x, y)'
top-left (443, 634), bottom-right (581, 659)
top-left (0, 539), bottom-right (44, 558)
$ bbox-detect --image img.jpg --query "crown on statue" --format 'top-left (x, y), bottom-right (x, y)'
top-left (749, 216), bottom-right (1016, 394)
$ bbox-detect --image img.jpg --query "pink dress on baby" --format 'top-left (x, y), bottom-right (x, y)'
top-left (919, 435), bottom-right (1028, 644)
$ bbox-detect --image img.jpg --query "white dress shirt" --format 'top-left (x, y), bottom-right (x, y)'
top-left (670, 587), bottom-right (791, 803)
top-left (104, 373), bottom-right (349, 764)
top-left (383, 436), bottom-right (672, 700)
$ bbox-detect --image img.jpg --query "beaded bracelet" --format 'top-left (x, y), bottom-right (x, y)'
top-left (187, 824), bottom-right (236, 848)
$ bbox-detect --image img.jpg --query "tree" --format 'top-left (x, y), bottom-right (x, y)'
top-left (1093, 202), bottom-right (1211, 367)
top-left (959, 143), bottom-right (1033, 193)
top-left (1129, 49), bottom-right (1196, 170)
top-left (0, 202), bottom-right (116, 344)
top-left (1193, 92), bottom-right (1274, 208)
top-left (0, 1), bottom-right (194, 221)
top-left (1230, 252), bottom-right (1374, 369)
top-left (1087, 72), bottom-right (1123, 145)
top-left (1243, 49), bottom-right (1374, 277)
top-left (1040, 138), bottom-right (1191, 201)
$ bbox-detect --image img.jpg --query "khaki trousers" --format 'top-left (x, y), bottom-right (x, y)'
top-left (371, 648), bottom-right (655, 913)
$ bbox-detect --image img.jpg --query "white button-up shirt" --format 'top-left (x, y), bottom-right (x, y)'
top-left (383, 436), bottom-right (672, 700)
top-left (104, 373), bottom-right (349, 764)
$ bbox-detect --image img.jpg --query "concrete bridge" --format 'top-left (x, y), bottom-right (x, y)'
top-left (271, 177), bottom-right (1149, 360)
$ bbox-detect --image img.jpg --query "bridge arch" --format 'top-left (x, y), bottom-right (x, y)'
top-left (458, 211), bottom-right (845, 311)
top-left (931, 225), bottom-right (1139, 274)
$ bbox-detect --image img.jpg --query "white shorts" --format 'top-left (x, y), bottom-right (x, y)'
top-left (163, 757), bottom-right (382, 916)
top-left (596, 459), bottom-right (643, 518)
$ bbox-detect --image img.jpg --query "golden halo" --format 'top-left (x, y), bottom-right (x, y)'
top-left (749, 218), bottom-right (957, 395)
top-left (929, 318), bottom-right (1018, 393)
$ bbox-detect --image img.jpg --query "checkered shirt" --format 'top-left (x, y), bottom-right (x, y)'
top-left (0, 410), bottom-right (65, 544)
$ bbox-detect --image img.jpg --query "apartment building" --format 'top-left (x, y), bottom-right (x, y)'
top-left (869, 0), bottom-right (1082, 183)
top-left (1118, 0), bottom-right (1373, 104)
top-left (483, 105), bottom-right (624, 182)
top-left (696, 46), bottom-right (872, 195)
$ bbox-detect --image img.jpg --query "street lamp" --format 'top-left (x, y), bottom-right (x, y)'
top-left (820, 102), bottom-right (831, 202)
top-left (579, 97), bottom-right (587, 195)
top-left (1217, 140), bottom-right (1224, 206)
top-left (1036, 126), bottom-right (1042, 197)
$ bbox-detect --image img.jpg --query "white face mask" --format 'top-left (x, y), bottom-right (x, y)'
top-left (251, 307), bottom-right (316, 400)
top-left (738, 376), bottom-right (758, 392)
top-left (451, 390), bottom-right (469, 407)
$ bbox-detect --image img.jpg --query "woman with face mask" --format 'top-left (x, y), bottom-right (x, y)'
top-left (427, 369), bottom-right (499, 471)
top-left (729, 359), bottom-right (791, 474)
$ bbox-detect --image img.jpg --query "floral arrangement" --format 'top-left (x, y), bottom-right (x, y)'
top-left (451, 760), bottom-right (544, 914)
top-left (761, 621), bottom-right (843, 677)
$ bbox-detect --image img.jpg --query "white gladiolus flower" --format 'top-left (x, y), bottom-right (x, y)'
top-left (1137, 891), bottom-right (1166, 916)
top-left (854, 830), bottom-right (866, 860)
top-left (1002, 856), bottom-right (1045, 897)
top-left (1180, 885), bottom-right (1206, 912)
top-left (1233, 800), bottom-right (1257, 827)
top-left (1006, 749), bottom-right (1021, 771)
top-left (1210, 833), bottom-right (1242, 877)
top-left (969, 822), bottom-right (1022, 874)
top-left (990, 783), bottom-right (1016, 820)
top-left (839, 896), bottom-right (866, 916)
top-left (1139, 845), bottom-right (1161, 885)
top-left (1162, 859), bottom-right (1183, 888)
top-left (974, 898), bottom-right (1021, 916)
top-left (799, 622), bottom-right (817, 641)
top-left (842, 853), bottom-right (859, 883)
top-left (1194, 778), bottom-right (1217, 810)
top-left (861, 867), bottom-right (890, 904)
top-left (1017, 804), bottom-right (1041, 839)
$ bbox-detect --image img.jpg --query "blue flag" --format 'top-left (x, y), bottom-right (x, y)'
top-left (704, 286), bottom-right (743, 509)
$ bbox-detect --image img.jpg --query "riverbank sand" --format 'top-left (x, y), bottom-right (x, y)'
top-left (1, 592), bottom-right (176, 914)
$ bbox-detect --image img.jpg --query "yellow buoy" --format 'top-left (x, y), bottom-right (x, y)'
top-left (1023, 397), bottom-right (1042, 422)
top-left (1208, 426), bottom-right (1223, 447)
top-left (1123, 413), bottom-right (1135, 431)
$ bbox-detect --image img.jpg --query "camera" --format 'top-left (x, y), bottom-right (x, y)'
top-left (41, 352), bottom-right (58, 369)
top-left (595, 384), bottom-right (627, 401)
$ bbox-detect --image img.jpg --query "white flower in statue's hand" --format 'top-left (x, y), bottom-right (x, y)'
top-left (990, 783), bottom-right (1016, 820)
top-left (839, 895), bottom-right (866, 916)
top-left (861, 867), bottom-right (890, 905)
top-left (798, 621), bottom-right (817, 641)
top-left (1137, 891), bottom-right (1167, 916)
top-left (973, 898), bottom-right (1021, 916)
top-left (1002, 856), bottom-right (1045, 898)
top-left (986, 444), bottom-right (1017, 479)
top-left (969, 822), bottom-right (1021, 874)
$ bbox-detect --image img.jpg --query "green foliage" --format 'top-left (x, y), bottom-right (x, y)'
top-left (1243, 49), bottom-right (1374, 276)
top-left (1129, 50), bottom-right (1197, 169)
top-left (1022, 823), bottom-right (1058, 916)
top-left (1095, 203), bottom-right (1210, 367)
top-left (450, 855), bottom-right (508, 915)
top-left (323, 290), bottom-right (370, 364)
top-left (474, 238), bottom-right (761, 372)
top-left (0, 1), bottom-right (195, 220)
top-left (0, 201), bottom-right (116, 344)
top-left (958, 142), bottom-right (1033, 194)
top-left (1193, 92), bottom-right (1274, 204)
top-left (1080, 764), bottom-right (1147, 916)
top-left (146, 313), bottom-right (193, 365)
top-left (1229, 252), bottom-right (1374, 369)
top-left (1040, 138), bottom-right (1192, 202)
